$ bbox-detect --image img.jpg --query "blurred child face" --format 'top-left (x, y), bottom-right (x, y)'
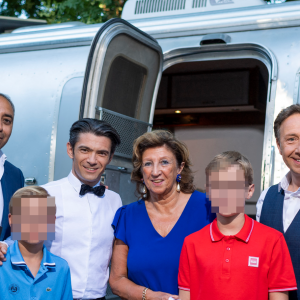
top-left (9, 196), bottom-right (56, 244)
top-left (206, 165), bottom-right (255, 217)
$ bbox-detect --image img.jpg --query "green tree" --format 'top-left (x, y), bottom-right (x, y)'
top-left (0, 0), bottom-right (125, 24)
top-left (0, 0), bottom-right (298, 24)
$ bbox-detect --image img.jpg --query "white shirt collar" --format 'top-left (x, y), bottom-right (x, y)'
top-left (0, 150), bottom-right (7, 180)
top-left (278, 171), bottom-right (291, 192)
top-left (67, 171), bottom-right (82, 194)
top-left (67, 170), bottom-right (101, 194)
top-left (277, 171), bottom-right (300, 194)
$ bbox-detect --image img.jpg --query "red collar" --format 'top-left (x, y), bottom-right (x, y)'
top-left (210, 214), bottom-right (254, 243)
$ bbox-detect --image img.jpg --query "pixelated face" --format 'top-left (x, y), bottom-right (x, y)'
top-left (277, 113), bottom-right (300, 175)
top-left (0, 96), bottom-right (13, 149)
top-left (9, 196), bottom-right (55, 243)
top-left (67, 133), bottom-right (112, 186)
top-left (206, 165), bottom-right (254, 216)
top-left (141, 145), bottom-right (184, 196)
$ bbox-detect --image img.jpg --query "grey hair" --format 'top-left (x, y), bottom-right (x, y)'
top-left (0, 93), bottom-right (15, 115)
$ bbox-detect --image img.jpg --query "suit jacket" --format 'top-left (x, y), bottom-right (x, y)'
top-left (0, 161), bottom-right (24, 241)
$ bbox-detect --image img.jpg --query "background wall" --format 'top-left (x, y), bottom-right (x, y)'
top-left (174, 125), bottom-right (264, 213)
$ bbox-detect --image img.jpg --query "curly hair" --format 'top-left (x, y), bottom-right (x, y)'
top-left (132, 130), bottom-right (195, 199)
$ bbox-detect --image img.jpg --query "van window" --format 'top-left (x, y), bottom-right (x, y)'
top-left (102, 56), bottom-right (147, 118)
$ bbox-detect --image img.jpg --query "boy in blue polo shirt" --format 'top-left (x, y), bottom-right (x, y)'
top-left (0, 186), bottom-right (72, 299)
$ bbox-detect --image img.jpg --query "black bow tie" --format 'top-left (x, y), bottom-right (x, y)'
top-left (79, 184), bottom-right (106, 197)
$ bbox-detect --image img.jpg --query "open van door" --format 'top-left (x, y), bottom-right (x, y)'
top-left (80, 18), bottom-right (163, 123)
top-left (80, 18), bottom-right (163, 205)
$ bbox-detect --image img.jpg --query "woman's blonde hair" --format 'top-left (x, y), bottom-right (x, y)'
top-left (132, 130), bottom-right (195, 199)
top-left (205, 151), bottom-right (253, 186)
top-left (9, 186), bottom-right (51, 213)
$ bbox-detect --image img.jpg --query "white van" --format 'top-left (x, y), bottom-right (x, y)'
top-left (0, 0), bottom-right (297, 218)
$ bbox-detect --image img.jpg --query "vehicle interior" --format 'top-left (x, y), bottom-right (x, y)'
top-left (153, 58), bottom-right (269, 216)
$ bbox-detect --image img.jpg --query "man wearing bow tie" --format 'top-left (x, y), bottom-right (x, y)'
top-left (0, 118), bottom-right (122, 299)
top-left (42, 118), bottom-right (122, 300)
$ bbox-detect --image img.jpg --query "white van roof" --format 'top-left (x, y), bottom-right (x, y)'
top-left (122, 0), bottom-right (266, 20)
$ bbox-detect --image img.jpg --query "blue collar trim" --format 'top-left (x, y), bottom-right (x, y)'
top-left (10, 241), bottom-right (56, 267)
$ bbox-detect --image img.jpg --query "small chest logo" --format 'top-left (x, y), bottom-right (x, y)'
top-left (248, 256), bottom-right (259, 268)
top-left (8, 284), bottom-right (20, 295)
top-left (46, 287), bottom-right (52, 292)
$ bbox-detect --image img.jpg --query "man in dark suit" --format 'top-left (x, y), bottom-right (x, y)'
top-left (0, 94), bottom-right (24, 245)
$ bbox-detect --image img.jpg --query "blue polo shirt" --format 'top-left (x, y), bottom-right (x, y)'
top-left (0, 241), bottom-right (72, 300)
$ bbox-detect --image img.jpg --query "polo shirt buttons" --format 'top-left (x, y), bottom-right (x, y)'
top-left (225, 259), bottom-right (229, 263)
top-left (227, 247), bottom-right (230, 250)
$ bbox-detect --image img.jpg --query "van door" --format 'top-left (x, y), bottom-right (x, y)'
top-left (80, 18), bottom-right (163, 206)
top-left (80, 18), bottom-right (163, 122)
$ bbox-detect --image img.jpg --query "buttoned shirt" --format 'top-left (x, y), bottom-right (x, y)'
top-left (256, 172), bottom-right (300, 232)
top-left (178, 215), bottom-right (297, 299)
top-left (0, 240), bottom-right (72, 300)
top-left (43, 171), bottom-right (122, 299)
top-left (0, 149), bottom-right (7, 226)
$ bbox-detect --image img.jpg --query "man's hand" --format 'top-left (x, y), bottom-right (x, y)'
top-left (0, 242), bottom-right (8, 265)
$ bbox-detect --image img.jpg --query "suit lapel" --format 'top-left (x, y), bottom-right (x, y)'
top-left (0, 162), bottom-right (9, 239)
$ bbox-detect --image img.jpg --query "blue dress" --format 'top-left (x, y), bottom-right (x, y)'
top-left (112, 191), bottom-right (215, 294)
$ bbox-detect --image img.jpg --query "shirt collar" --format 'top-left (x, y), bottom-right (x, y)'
top-left (10, 241), bottom-right (56, 268)
top-left (0, 150), bottom-right (7, 164)
top-left (278, 171), bottom-right (292, 192)
top-left (210, 214), bottom-right (254, 243)
top-left (0, 150), bottom-right (7, 180)
top-left (68, 171), bottom-right (82, 194)
top-left (67, 170), bottom-right (101, 194)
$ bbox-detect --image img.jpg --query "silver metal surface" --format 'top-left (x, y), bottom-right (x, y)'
top-left (127, 1), bottom-right (300, 38)
top-left (0, 24), bottom-right (101, 54)
top-left (53, 77), bottom-right (84, 181)
top-left (200, 33), bottom-right (231, 44)
top-left (1, 46), bottom-right (89, 185)
top-left (12, 21), bottom-right (86, 34)
top-left (25, 177), bottom-right (36, 185)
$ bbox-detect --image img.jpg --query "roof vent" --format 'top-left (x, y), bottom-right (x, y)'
top-left (135, 0), bottom-right (186, 14)
top-left (192, 0), bottom-right (207, 8)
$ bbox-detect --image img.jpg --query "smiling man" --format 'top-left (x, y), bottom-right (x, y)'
top-left (257, 105), bottom-right (300, 300)
top-left (0, 118), bottom-right (121, 300)
top-left (44, 118), bottom-right (122, 300)
top-left (0, 94), bottom-right (24, 244)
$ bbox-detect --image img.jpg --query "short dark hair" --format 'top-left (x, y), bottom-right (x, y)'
top-left (274, 104), bottom-right (300, 142)
top-left (69, 118), bottom-right (121, 155)
top-left (0, 93), bottom-right (15, 115)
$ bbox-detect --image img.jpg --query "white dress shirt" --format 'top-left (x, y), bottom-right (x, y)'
top-left (0, 150), bottom-right (7, 226)
top-left (43, 171), bottom-right (122, 299)
top-left (256, 171), bottom-right (300, 232)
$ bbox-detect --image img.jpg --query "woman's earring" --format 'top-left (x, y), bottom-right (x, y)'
top-left (141, 178), bottom-right (147, 198)
top-left (176, 174), bottom-right (181, 192)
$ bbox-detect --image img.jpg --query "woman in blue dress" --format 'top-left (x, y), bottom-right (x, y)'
top-left (109, 130), bottom-right (215, 300)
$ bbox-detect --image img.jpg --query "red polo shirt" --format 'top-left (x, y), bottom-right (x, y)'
top-left (178, 214), bottom-right (297, 300)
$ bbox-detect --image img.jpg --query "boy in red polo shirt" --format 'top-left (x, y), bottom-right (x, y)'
top-left (178, 151), bottom-right (297, 300)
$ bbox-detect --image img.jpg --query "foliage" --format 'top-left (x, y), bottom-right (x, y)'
top-left (0, 0), bottom-right (125, 24)
top-left (0, 0), bottom-right (298, 25)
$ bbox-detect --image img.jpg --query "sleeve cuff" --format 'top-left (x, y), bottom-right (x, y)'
top-left (178, 286), bottom-right (190, 291)
top-left (0, 241), bottom-right (8, 247)
top-left (269, 287), bottom-right (297, 292)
